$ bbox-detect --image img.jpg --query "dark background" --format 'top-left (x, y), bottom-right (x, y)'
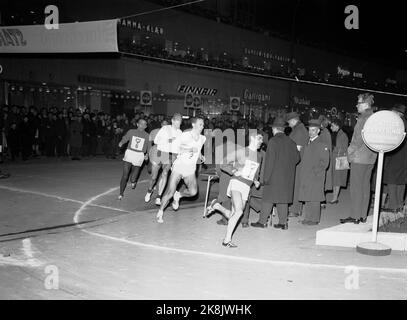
top-left (1, 0), bottom-right (405, 67)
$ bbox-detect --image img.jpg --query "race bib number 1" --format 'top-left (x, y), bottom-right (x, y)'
top-left (131, 136), bottom-right (145, 152)
top-left (240, 160), bottom-right (259, 181)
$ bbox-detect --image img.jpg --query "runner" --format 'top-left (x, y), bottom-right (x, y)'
top-left (208, 131), bottom-right (264, 248)
top-left (117, 118), bottom-right (150, 200)
top-left (146, 118), bottom-right (169, 179)
top-left (144, 114), bottom-right (182, 205)
top-left (156, 117), bottom-right (206, 223)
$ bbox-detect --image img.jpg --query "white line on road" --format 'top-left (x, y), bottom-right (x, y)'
top-left (73, 187), bottom-right (407, 275)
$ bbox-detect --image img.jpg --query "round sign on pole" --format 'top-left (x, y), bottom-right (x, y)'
top-left (357, 110), bottom-right (406, 256)
top-left (362, 110), bottom-right (406, 153)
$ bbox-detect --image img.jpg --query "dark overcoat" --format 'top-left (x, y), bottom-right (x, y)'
top-left (289, 121), bottom-right (309, 200)
top-left (383, 116), bottom-right (407, 185)
top-left (319, 127), bottom-right (333, 191)
top-left (69, 120), bottom-right (83, 148)
top-left (262, 133), bottom-right (300, 203)
top-left (298, 137), bottom-right (330, 202)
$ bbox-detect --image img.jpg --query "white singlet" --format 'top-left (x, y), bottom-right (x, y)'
top-left (172, 131), bottom-right (206, 177)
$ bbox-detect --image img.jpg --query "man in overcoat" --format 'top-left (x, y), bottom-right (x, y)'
top-left (286, 112), bottom-right (309, 217)
top-left (69, 114), bottom-right (83, 160)
top-left (298, 119), bottom-right (330, 225)
top-left (318, 115), bottom-right (333, 193)
top-left (383, 104), bottom-right (407, 212)
top-left (251, 117), bottom-right (300, 229)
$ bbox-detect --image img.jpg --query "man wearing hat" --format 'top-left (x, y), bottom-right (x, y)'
top-left (341, 93), bottom-right (377, 224)
top-left (318, 115), bottom-right (333, 194)
top-left (382, 104), bottom-right (407, 212)
top-left (297, 119), bottom-right (330, 225)
top-left (251, 117), bottom-right (300, 229)
top-left (286, 112), bottom-right (309, 217)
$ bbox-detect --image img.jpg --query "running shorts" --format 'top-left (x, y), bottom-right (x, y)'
top-left (123, 149), bottom-right (145, 167)
top-left (227, 178), bottom-right (251, 202)
top-left (149, 145), bottom-right (176, 166)
top-left (172, 158), bottom-right (196, 178)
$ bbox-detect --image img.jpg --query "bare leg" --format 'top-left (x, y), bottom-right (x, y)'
top-left (157, 164), bottom-right (171, 198)
top-left (119, 161), bottom-right (133, 196)
top-left (224, 191), bottom-right (246, 244)
top-left (159, 172), bottom-right (182, 212)
top-left (147, 162), bottom-right (161, 193)
top-left (213, 203), bottom-right (232, 219)
top-left (178, 174), bottom-right (198, 199)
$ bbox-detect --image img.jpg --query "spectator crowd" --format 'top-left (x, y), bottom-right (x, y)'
top-left (0, 104), bottom-right (279, 162)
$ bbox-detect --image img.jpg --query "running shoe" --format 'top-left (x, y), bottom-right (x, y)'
top-left (155, 197), bottom-right (161, 206)
top-left (222, 241), bottom-right (237, 248)
top-left (172, 191), bottom-right (180, 211)
top-left (144, 191), bottom-right (152, 203)
top-left (204, 199), bottom-right (218, 218)
top-left (117, 194), bottom-right (123, 201)
top-left (156, 210), bottom-right (164, 223)
top-left (131, 183), bottom-right (136, 189)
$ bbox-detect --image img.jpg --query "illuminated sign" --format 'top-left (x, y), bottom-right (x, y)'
top-left (244, 48), bottom-right (295, 63)
top-left (119, 19), bottom-right (164, 35)
top-left (177, 85), bottom-right (217, 96)
top-left (243, 89), bottom-right (271, 103)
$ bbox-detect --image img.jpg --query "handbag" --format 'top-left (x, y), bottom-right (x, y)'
top-left (335, 156), bottom-right (350, 170)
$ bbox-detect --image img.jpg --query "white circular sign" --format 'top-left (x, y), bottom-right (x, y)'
top-left (331, 107), bottom-right (337, 116)
top-left (362, 110), bottom-right (406, 153)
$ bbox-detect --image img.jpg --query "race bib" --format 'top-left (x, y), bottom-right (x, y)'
top-left (130, 136), bottom-right (145, 152)
top-left (240, 159), bottom-right (259, 181)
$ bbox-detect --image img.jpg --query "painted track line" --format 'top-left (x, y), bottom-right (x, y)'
top-left (73, 188), bottom-right (407, 275)
top-left (3, 182), bottom-right (406, 275)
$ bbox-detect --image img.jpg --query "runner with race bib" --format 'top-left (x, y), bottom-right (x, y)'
top-left (117, 118), bottom-right (150, 200)
top-left (156, 117), bottom-right (206, 223)
top-left (206, 131), bottom-right (265, 248)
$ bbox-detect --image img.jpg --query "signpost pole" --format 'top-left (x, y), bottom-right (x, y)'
top-left (371, 151), bottom-right (384, 242)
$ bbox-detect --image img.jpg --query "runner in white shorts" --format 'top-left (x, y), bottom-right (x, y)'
top-left (217, 131), bottom-right (264, 247)
top-left (117, 118), bottom-right (150, 200)
top-left (145, 114), bottom-right (182, 206)
top-left (156, 117), bottom-right (206, 223)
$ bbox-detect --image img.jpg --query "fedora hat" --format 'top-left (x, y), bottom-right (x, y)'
top-left (308, 119), bottom-right (321, 128)
top-left (286, 112), bottom-right (300, 121)
top-left (272, 117), bottom-right (286, 128)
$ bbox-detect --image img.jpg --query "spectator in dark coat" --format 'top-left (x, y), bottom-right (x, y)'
top-left (298, 119), bottom-right (330, 225)
top-left (19, 116), bottom-right (33, 160)
top-left (88, 114), bottom-right (98, 157)
top-left (383, 104), bottom-right (407, 212)
top-left (69, 115), bottom-right (83, 160)
top-left (251, 117), bottom-right (300, 229)
top-left (286, 112), bottom-right (309, 217)
top-left (44, 113), bottom-right (57, 157)
top-left (81, 113), bottom-right (92, 157)
top-left (55, 113), bottom-right (68, 157)
top-left (28, 107), bottom-right (40, 156)
top-left (7, 122), bottom-right (20, 161)
top-left (318, 115), bottom-right (333, 192)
